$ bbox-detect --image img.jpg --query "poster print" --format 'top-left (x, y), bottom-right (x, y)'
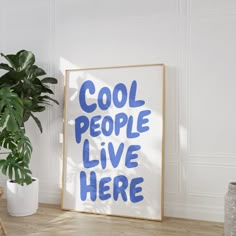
top-left (62, 64), bottom-right (165, 221)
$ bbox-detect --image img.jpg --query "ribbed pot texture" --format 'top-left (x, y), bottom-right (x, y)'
top-left (225, 182), bottom-right (236, 236)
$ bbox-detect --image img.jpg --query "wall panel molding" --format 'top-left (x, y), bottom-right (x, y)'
top-left (190, 0), bottom-right (236, 17)
top-left (165, 202), bottom-right (223, 222)
top-left (182, 163), bottom-right (236, 198)
top-left (187, 12), bottom-right (236, 156)
top-left (165, 162), bottom-right (180, 194)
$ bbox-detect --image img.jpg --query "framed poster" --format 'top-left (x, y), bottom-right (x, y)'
top-left (62, 64), bottom-right (165, 221)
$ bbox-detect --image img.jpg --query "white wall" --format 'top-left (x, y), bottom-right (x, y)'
top-left (1, 0), bottom-right (236, 222)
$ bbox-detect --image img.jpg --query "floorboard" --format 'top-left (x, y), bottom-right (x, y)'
top-left (0, 200), bottom-right (223, 236)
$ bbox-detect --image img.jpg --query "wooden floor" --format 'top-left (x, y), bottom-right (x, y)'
top-left (0, 200), bottom-right (223, 236)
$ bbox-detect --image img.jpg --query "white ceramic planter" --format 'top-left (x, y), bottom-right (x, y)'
top-left (7, 178), bottom-right (39, 216)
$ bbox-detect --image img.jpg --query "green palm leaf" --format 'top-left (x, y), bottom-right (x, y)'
top-left (0, 88), bottom-right (23, 131)
top-left (0, 49), bottom-right (58, 185)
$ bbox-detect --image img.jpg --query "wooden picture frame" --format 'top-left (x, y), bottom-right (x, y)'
top-left (62, 64), bottom-right (165, 221)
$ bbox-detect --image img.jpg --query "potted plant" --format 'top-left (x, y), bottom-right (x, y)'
top-left (0, 50), bottom-right (58, 216)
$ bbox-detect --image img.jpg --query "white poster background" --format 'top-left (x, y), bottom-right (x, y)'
top-left (62, 65), bottom-right (165, 220)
